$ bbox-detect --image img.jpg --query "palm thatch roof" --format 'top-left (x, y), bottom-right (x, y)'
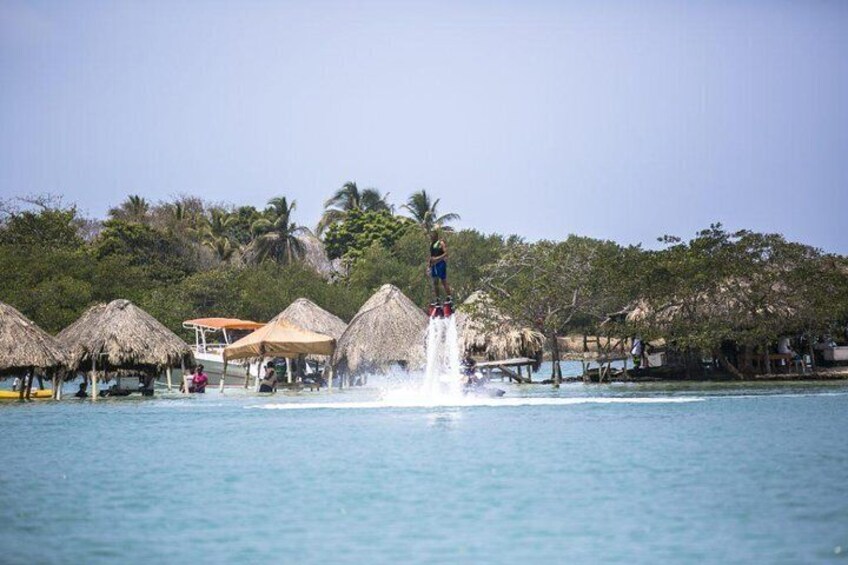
top-left (0, 301), bottom-right (67, 376)
top-left (557, 335), bottom-right (631, 362)
top-left (297, 234), bottom-right (342, 278)
top-left (617, 277), bottom-right (797, 329)
top-left (333, 284), bottom-right (427, 375)
top-left (58, 299), bottom-right (193, 371)
top-left (455, 291), bottom-right (544, 361)
top-left (271, 298), bottom-right (347, 340)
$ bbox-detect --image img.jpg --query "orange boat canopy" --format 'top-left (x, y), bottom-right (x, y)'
top-left (183, 318), bottom-right (265, 331)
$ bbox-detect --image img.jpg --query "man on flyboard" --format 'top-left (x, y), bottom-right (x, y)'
top-left (428, 229), bottom-right (453, 317)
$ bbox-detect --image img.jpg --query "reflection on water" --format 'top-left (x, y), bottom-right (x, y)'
top-left (426, 411), bottom-right (462, 429)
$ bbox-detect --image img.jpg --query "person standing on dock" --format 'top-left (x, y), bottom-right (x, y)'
top-left (429, 230), bottom-right (452, 303)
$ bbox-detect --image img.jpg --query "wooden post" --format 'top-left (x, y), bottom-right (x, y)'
top-left (807, 340), bottom-right (816, 373)
top-left (326, 363), bottom-right (333, 390)
top-left (91, 357), bottom-right (98, 401)
top-left (286, 358), bottom-right (293, 384)
top-left (181, 359), bottom-right (188, 395)
top-left (51, 372), bottom-right (58, 399)
top-left (254, 357), bottom-right (263, 391)
top-left (764, 345), bottom-right (771, 375)
top-left (220, 362), bottom-right (227, 393)
top-left (25, 368), bottom-right (34, 399)
top-left (166, 368), bottom-right (173, 392)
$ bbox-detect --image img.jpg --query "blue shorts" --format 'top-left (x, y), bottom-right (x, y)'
top-left (430, 260), bottom-right (447, 280)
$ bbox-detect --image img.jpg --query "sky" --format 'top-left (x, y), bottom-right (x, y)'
top-left (1, 0), bottom-right (847, 253)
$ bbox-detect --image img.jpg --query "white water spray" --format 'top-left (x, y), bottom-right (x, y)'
top-left (422, 315), bottom-right (463, 397)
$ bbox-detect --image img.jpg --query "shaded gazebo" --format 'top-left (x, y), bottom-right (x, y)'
top-left (0, 301), bottom-right (67, 399)
top-left (332, 284), bottom-right (427, 382)
top-left (58, 299), bottom-right (194, 399)
top-left (223, 316), bottom-right (335, 390)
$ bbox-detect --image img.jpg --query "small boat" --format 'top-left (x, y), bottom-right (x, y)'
top-left (182, 317), bottom-right (265, 385)
top-left (0, 390), bottom-right (53, 400)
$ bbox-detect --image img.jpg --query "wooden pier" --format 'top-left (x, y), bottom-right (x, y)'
top-left (476, 357), bottom-right (536, 384)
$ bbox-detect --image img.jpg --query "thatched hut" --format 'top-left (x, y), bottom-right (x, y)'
top-left (455, 291), bottom-right (544, 364)
top-left (332, 284), bottom-right (427, 380)
top-left (0, 301), bottom-right (67, 398)
top-left (557, 335), bottom-right (631, 362)
top-left (272, 298), bottom-right (347, 340)
top-left (58, 299), bottom-right (194, 398)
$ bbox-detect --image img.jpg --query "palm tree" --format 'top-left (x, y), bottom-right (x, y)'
top-left (204, 235), bottom-right (236, 262)
top-left (244, 197), bottom-right (310, 265)
top-left (317, 181), bottom-right (391, 234)
top-left (401, 190), bottom-right (460, 233)
top-left (202, 208), bottom-right (238, 261)
top-left (108, 194), bottom-right (150, 223)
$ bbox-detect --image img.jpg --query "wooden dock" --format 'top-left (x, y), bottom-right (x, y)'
top-left (476, 357), bottom-right (536, 384)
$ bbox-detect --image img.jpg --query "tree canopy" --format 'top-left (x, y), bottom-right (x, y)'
top-left (0, 192), bottom-right (845, 381)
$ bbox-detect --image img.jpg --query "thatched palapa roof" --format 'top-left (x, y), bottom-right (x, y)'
top-left (333, 284), bottom-right (427, 375)
top-left (272, 298), bottom-right (347, 340)
top-left (455, 291), bottom-right (544, 361)
top-left (557, 335), bottom-right (630, 361)
top-left (58, 299), bottom-right (193, 371)
top-left (297, 234), bottom-right (342, 278)
top-left (0, 301), bottom-right (67, 375)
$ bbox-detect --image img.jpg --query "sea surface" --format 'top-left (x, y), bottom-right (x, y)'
top-left (1, 377), bottom-right (847, 564)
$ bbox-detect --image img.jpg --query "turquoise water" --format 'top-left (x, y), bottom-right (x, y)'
top-left (2, 380), bottom-right (847, 564)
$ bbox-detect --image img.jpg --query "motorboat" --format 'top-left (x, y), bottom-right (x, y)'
top-left (182, 317), bottom-right (265, 384)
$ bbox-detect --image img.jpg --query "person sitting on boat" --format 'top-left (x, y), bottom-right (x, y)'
top-left (259, 364), bottom-right (277, 393)
top-left (428, 230), bottom-right (452, 306)
top-left (74, 382), bottom-right (88, 398)
top-left (189, 365), bottom-right (208, 393)
top-left (11, 376), bottom-right (21, 392)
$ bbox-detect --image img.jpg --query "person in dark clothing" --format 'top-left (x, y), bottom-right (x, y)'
top-left (74, 382), bottom-right (88, 398)
top-left (258, 364), bottom-right (277, 393)
top-left (428, 230), bottom-right (452, 303)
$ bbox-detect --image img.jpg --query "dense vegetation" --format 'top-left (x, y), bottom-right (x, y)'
top-left (2, 189), bottom-right (847, 378)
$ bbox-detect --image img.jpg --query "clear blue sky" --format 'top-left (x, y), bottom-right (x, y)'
top-left (2, 0), bottom-right (846, 252)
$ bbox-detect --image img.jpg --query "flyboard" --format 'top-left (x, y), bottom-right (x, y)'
top-left (427, 296), bottom-right (454, 319)
top-left (424, 296), bottom-right (505, 398)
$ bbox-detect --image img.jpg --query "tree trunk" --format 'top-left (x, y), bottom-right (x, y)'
top-left (549, 333), bottom-right (562, 388)
top-left (716, 349), bottom-right (744, 380)
top-left (807, 337), bottom-right (816, 373)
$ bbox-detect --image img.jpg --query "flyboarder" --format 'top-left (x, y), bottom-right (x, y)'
top-left (428, 229), bottom-right (453, 317)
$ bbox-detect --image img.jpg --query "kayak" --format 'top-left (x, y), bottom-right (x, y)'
top-left (0, 390), bottom-right (53, 400)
